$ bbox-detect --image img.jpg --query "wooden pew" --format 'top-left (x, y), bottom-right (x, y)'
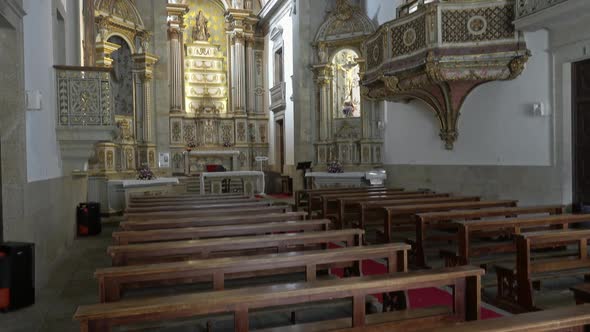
top-left (129, 193), bottom-right (245, 203)
top-left (357, 196), bottom-right (481, 230)
top-left (380, 200), bottom-right (518, 244)
top-left (119, 211), bottom-right (307, 231)
top-left (316, 191), bottom-right (436, 220)
top-left (124, 204), bottom-right (290, 221)
top-left (294, 186), bottom-right (386, 210)
top-left (127, 196), bottom-right (253, 208)
top-left (336, 193), bottom-right (451, 228)
top-left (338, 304), bottom-right (590, 332)
top-left (125, 200), bottom-right (272, 213)
top-left (440, 213), bottom-right (588, 268)
top-left (495, 228), bottom-right (590, 311)
top-left (571, 283), bottom-right (590, 305)
top-left (308, 189), bottom-right (406, 217)
top-left (95, 243), bottom-right (410, 302)
top-left (108, 229), bottom-right (364, 266)
top-left (74, 266), bottom-right (483, 332)
top-left (112, 219), bottom-right (331, 245)
top-left (413, 205), bottom-right (565, 267)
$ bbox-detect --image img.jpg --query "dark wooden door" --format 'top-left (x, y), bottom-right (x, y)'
top-left (276, 119), bottom-right (285, 173)
top-left (573, 59), bottom-right (590, 209)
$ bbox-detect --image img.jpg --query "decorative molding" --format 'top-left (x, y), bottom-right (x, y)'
top-left (269, 81), bottom-right (286, 112)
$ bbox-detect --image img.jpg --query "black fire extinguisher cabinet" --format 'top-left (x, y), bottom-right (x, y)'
top-left (0, 242), bottom-right (35, 311)
top-left (77, 202), bottom-right (101, 236)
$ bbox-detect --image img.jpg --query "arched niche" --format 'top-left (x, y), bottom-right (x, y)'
top-left (311, 0), bottom-right (383, 168)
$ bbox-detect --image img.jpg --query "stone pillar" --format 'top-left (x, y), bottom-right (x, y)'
top-left (313, 64), bottom-right (333, 141)
top-left (246, 37), bottom-right (256, 113)
top-left (133, 53), bottom-right (159, 168)
top-left (166, 4), bottom-right (189, 113)
top-left (231, 32), bottom-right (247, 113)
top-left (82, 0), bottom-right (95, 66)
top-left (226, 10), bottom-right (257, 114)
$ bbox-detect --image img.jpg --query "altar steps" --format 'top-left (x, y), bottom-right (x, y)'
top-left (180, 175), bottom-right (245, 195)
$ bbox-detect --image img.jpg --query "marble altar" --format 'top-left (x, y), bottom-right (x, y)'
top-left (200, 171), bottom-right (265, 195)
top-left (305, 170), bottom-right (386, 188)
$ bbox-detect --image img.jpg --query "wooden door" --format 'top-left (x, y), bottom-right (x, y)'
top-left (573, 59), bottom-right (590, 209)
top-left (276, 119), bottom-right (285, 173)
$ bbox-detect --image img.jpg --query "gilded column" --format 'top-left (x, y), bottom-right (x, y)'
top-left (133, 52), bottom-right (159, 167)
top-left (167, 4), bottom-right (189, 113)
top-left (246, 37), bottom-right (256, 113)
top-left (232, 32), bottom-right (246, 113)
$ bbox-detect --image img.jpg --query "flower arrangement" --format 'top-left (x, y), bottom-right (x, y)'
top-left (223, 141), bottom-right (233, 148)
top-left (186, 141), bottom-right (197, 151)
top-left (342, 101), bottom-right (355, 117)
top-left (327, 161), bottom-right (344, 173)
top-left (137, 166), bottom-right (156, 180)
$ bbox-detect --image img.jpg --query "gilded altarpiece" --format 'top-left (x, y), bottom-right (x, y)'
top-left (169, 0), bottom-right (268, 175)
top-left (312, 0), bottom-right (384, 169)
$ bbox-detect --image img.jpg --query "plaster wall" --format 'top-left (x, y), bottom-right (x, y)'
top-left (265, 1), bottom-right (295, 171)
top-left (361, 0), bottom-right (575, 205)
top-left (1, 0), bottom-right (89, 287)
top-left (23, 0), bottom-right (79, 181)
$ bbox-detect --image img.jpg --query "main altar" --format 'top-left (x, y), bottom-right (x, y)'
top-left (167, 2), bottom-right (269, 176)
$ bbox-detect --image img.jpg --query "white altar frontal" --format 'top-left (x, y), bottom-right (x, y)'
top-left (88, 177), bottom-right (180, 214)
top-left (200, 171), bottom-right (265, 195)
top-left (305, 170), bottom-right (387, 188)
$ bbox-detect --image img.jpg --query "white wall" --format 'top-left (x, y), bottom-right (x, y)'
top-left (384, 30), bottom-right (551, 166)
top-left (265, 1), bottom-right (295, 168)
top-left (363, 1), bottom-right (552, 166)
top-left (23, 0), bottom-right (79, 182)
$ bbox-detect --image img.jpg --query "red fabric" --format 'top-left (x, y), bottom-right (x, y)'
top-left (206, 165), bottom-right (218, 172)
top-left (0, 288), bottom-right (9, 310)
top-left (327, 242), bottom-right (503, 320)
top-left (78, 225), bottom-right (89, 236)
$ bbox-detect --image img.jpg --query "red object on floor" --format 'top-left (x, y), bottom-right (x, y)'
top-left (78, 225), bottom-right (89, 236)
top-left (327, 242), bottom-right (503, 320)
top-left (0, 288), bottom-right (9, 310)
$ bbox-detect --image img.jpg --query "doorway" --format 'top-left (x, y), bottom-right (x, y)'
top-left (573, 58), bottom-right (590, 210)
top-left (275, 119), bottom-right (285, 174)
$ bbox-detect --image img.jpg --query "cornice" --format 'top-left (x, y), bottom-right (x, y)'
top-left (0, 0), bottom-right (26, 27)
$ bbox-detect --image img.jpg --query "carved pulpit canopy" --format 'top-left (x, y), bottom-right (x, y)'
top-left (361, 0), bottom-right (530, 150)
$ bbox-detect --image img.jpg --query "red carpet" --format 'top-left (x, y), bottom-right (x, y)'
top-left (327, 243), bottom-right (503, 319)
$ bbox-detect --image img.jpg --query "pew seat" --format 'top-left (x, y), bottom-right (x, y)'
top-left (95, 243), bottom-right (410, 302)
top-left (74, 266), bottom-right (483, 332)
top-left (112, 219), bottom-right (331, 245)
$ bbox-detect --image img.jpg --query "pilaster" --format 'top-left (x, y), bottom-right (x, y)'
top-left (166, 3), bottom-right (189, 113)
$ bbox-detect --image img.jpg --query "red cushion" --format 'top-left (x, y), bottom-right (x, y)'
top-left (206, 165), bottom-right (218, 172)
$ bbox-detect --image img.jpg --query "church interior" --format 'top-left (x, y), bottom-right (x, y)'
top-left (2, 0), bottom-right (590, 331)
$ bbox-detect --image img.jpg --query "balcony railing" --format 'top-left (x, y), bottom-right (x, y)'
top-left (55, 66), bottom-right (114, 127)
top-left (269, 81), bottom-right (286, 112)
top-left (516, 0), bottom-right (569, 19)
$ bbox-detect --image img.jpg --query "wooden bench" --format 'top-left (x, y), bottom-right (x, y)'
top-left (74, 265), bottom-right (483, 332)
top-left (95, 243), bottom-right (410, 302)
top-left (380, 200), bottom-right (518, 244)
top-left (440, 213), bottom-right (588, 269)
top-left (571, 283), bottom-right (590, 305)
top-left (308, 189), bottom-right (406, 217)
top-left (495, 228), bottom-right (590, 311)
top-left (314, 190), bottom-right (429, 219)
top-left (127, 196), bottom-right (254, 208)
top-left (125, 200), bottom-right (272, 213)
top-left (306, 188), bottom-right (403, 214)
top-left (119, 211), bottom-right (307, 231)
top-left (338, 304), bottom-right (590, 332)
top-left (112, 219), bottom-right (331, 245)
top-left (294, 186), bottom-right (386, 211)
top-left (108, 229), bottom-right (364, 266)
top-left (129, 193), bottom-right (245, 203)
top-left (413, 205), bottom-right (565, 267)
top-left (336, 193), bottom-right (451, 229)
top-left (124, 204), bottom-right (291, 221)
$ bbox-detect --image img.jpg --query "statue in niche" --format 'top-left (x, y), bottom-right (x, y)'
top-left (192, 10), bottom-right (211, 42)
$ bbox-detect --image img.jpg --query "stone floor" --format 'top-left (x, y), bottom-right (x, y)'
top-left (0, 222), bottom-right (115, 332)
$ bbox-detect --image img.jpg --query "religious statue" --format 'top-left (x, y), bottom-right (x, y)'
top-left (192, 11), bottom-right (211, 42)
